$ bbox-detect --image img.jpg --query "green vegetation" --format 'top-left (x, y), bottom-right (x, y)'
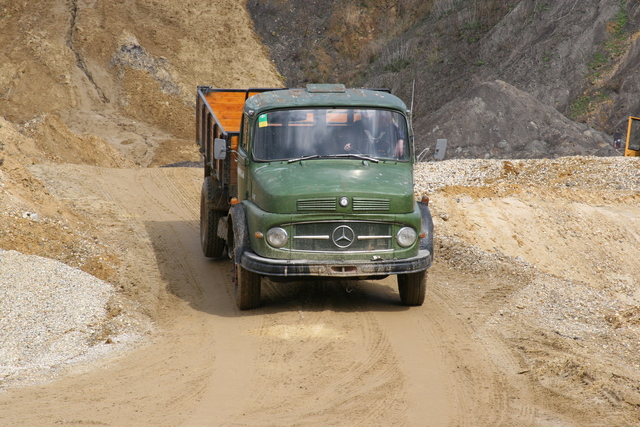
top-left (380, 39), bottom-right (414, 73)
top-left (570, 96), bottom-right (592, 118)
top-left (534, 2), bottom-right (550, 13)
top-left (589, 52), bottom-right (608, 70)
top-left (603, 1), bottom-right (629, 58)
top-left (384, 58), bottom-right (412, 72)
top-left (612, 0), bottom-right (628, 35)
top-left (542, 51), bottom-right (555, 67)
top-left (460, 21), bottom-right (483, 43)
top-left (569, 91), bottom-right (611, 119)
top-left (584, 0), bottom-right (630, 84)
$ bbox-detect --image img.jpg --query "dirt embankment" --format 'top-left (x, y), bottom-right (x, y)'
top-left (417, 156), bottom-right (640, 425)
top-left (0, 0), bottom-right (282, 294)
top-left (0, 0), bottom-right (281, 392)
top-left (1, 0), bottom-right (281, 166)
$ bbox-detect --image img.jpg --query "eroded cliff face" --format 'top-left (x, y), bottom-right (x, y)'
top-left (0, 0), bottom-right (283, 299)
top-left (0, 0), bottom-right (282, 145)
top-left (249, 0), bottom-right (640, 159)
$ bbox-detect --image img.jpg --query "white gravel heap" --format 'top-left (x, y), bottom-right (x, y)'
top-left (413, 156), bottom-right (640, 194)
top-left (0, 249), bottom-right (114, 390)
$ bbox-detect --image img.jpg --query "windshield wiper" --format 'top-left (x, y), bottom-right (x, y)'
top-left (332, 153), bottom-right (379, 163)
top-left (287, 154), bottom-right (322, 163)
top-left (287, 153), bottom-right (380, 163)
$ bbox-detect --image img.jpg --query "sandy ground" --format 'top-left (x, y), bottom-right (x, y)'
top-left (0, 156), bottom-right (638, 426)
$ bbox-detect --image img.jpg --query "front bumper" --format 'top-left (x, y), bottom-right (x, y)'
top-left (241, 249), bottom-right (432, 278)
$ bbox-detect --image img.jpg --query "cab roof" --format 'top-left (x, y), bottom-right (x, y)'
top-left (244, 84), bottom-right (408, 115)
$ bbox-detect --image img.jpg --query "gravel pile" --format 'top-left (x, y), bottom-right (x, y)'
top-left (414, 156), bottom-right (640, 194)
top-left (0, 249), bottom-right (116, 390)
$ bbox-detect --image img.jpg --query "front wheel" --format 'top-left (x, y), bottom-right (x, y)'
top-left (397, 271), bottom-right (427, 306)
top-left (234, 262), bottom-right (261, 310)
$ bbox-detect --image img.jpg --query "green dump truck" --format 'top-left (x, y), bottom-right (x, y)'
top-left (197, 84), bottom-right (433, 309)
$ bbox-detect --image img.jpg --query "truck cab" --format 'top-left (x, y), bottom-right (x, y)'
top-left (198, 84), bottom-right (433, 309)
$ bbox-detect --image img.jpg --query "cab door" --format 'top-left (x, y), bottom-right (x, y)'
top-left (236, 114), bottom-right (250, 201)
top-left (625, 117), bottom-right (640, 157)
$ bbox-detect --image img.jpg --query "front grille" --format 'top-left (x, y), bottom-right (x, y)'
top-left (292, 221), bottom-right (392, 252)
top-left (296, 197), bottom-right (390, 212)
top-left (297, 197), bottom-right (336, 211)
top-left (352, 197), bottom-right (390, 211)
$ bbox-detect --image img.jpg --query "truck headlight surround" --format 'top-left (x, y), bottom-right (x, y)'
top-left (396, 227), bottom-right (417, 248)
top-left (266, 227), bottom-right (288, 248)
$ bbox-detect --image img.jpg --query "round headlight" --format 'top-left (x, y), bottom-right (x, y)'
top-left (396, 227), bottom-right (417, 248)
top-left (266, 227), bottom-right (288, 248)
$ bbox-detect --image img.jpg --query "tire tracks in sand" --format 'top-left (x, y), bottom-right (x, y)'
top-left (1, 166), bottom-right (541, 426)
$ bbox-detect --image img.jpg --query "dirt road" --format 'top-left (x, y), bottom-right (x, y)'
top-left (0, 158), bottom-right (638, 426)
top-left (0, 164), bottom-right (555, 426)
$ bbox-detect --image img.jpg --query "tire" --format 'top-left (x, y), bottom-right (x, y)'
top-left (200, 177), bottom-right (226, 258)
top-left (397, 270), bottom-right (427, 306)
top-left (234, 262), bottom-right (261, 310)
top-left (229, 203), bottom-right (261, 310)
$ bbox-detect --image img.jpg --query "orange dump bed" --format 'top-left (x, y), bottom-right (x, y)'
top-left (203, 91), bottom-right (246, 133)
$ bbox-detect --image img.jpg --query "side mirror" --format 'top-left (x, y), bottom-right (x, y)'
top-left (214, 138), bottom-right (227, 160)
top-left (434, 139), bottom-right (447, 160)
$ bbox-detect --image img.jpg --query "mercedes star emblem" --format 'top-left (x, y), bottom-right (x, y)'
top-left (332, 225), bottom-right (355, 248)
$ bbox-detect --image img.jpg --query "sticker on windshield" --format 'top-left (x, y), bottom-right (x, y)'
top-left (258, 114), bottom-right (268, 128)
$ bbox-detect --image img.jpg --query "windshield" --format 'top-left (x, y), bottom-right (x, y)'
top-left (252, 108), bottom-right (410, 162)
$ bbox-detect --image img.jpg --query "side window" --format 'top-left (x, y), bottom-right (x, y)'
top-left (241, 114), bottom-right (250, 152)
top-left (628, 117), bottom-right (640, 151)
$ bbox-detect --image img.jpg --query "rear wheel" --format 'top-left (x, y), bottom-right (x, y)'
top-left (200, 177), bottom-right (226, 258)
top-left (397, 270), bottom-right (427, 306)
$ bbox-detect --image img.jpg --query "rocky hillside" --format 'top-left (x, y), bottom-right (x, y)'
top-left (249, 0), bottom-right (640, 159)
top-left (0, 0), bottom-right (281, 166)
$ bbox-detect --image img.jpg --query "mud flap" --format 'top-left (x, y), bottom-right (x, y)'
top-left (217, 216), bottom-right (228, 240)
top-left (418, 200), bottom-right (434, 256)
top-left (229, 203), bottom-right (251, 265)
